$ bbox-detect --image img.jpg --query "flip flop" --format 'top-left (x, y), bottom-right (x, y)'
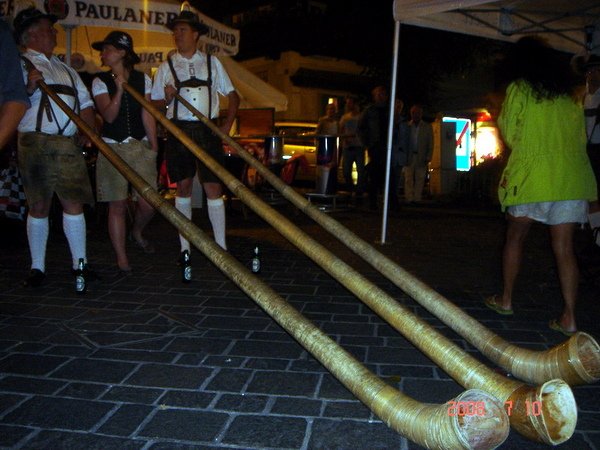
top-left (484, 296), bottom-right (513, 315)
top-left (548, 319), bottom-right (576, 337)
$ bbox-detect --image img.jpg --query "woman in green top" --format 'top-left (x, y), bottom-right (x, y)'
top-left (485, 37), bottom-right (597, 336)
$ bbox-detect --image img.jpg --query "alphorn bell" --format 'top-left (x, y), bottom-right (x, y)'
top-left (124, 86), bottom-right (577, 445)
top-left (30, 78), bottom-right (512, 449)
top-left (169, 94), bottom-right (600, 387)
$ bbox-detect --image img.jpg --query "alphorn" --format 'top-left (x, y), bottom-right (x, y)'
top-left (32, 79), bottom-right (512, 450)
top-left (125, 86), bottom-right (576, 444)
top-left (173, 93), bottom-right (600, 387)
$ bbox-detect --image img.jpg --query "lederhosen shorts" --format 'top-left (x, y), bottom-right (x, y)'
top-left (18, 132), bottom-right (94, 206)
top-left (166, 120), bottom-right (223, 184)
top-left (96, 139), bottom-right (157, 202)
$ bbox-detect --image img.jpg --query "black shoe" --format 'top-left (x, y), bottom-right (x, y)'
top-left (24, 269), bottom-right (45, 287)
top-left (180, 250), bottom-right (192, 283)
top-left (71, 264), bottom-right (100, 281)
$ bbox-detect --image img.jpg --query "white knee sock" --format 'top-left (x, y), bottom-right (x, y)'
top-left (63, 212), bottom-right (87, 270)
top-left (207, 197), bottom-right (227, 250)
top-left (589, 211), bottom-right (600, 246)
top-left (27, 215), bottom-right (49, 272)
top-left (175, 196), bottom-right (192, 252)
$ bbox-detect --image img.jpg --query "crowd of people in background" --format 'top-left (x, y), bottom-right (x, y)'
top-left (1, 8), bottom-right (598, 337)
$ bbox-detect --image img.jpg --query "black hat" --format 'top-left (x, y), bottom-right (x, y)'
top-left (92, 31), bottom-right (140, 64)
top-left (13, 7), bottom-right (57, 40)
top-left (584, 54), bottom-right (600, 72)
top-left (166, 10), bottom-right (209, 35)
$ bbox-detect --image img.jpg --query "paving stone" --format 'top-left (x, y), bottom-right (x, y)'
top-left (203, 329), bottom-right (248, 339)
top-left (138, 409), bottom-right (229, 441)
top-left (175, 353), bottom-right (205, 365)
top-left (214, 393), bottom-right (269, 412)
top-left (118, 337), bottom-right (177, 351)
top-left (50, 358), bottom-right (138, 383)
top-left (91, 348), bottom-right (177, 363)
top-left (0, 340), bottom-right (18, 351)
top-left (158, 390), bottom-right (214, 408)
top-left (25, 305), bottom-right (89, 320)
top-left (163, 336), bottom-right (231, 354)
top-left (45, 345), bottom-right (92, 357)
top-left (4, 396), bottom-right (115, 430)
top-left (205, 367), bottom-right (253, 393)
top-left (323, 400), bottom-right (372, 419)
top-left (245, 358), bottom-right (290, 370)
top-left (125, 363), bottom-right (213, 389)
top-left (577, 411), bottom-right (600, 430)
top-left (573, 385), bottom-right (600, 411)
top-left (0, 325), bottom-right (57, 342)
top-left (20, 430), bottom-right (145, 449)
top-left (57, 382), bottom-right (109, 399)
top-left (199, 315), bottom-right (271, 331)
top-left (247, 371), bottom-right (319, 396)
top-left (5, 342), bottom-right (50, 353)
top-left (203, 355), bottom-right (245, 368)
top-left (0, 424), bottom-right (34, 447)
top-left (0, 375), bottom-right (64, 395)
top-left (302, 302), bottom-right (360, 314)
top-left (0, 392), bottom-right (28, 415)
top-left (0, 353), bottom-right (69, 376)
top-left (83, 331), bottom-right (168, 347)
top-left (101, 386), bottom-right (164, 404)
top-left (147, 441), bottom-right (220, 450)
top-left (308, 418), bottom-right (405, 449)
top-left (587, 432), bottom-right (600, 450)
top-left (230, 340), bottom-right (303, 358)
top-left (144, 294), bottom-right (207, 306)
top-left (221, 414), bottom-right (307, 448)
top-left (98, 403), bottom-right (155, 436)
top-left (271, 397), bottom-right (322, 416)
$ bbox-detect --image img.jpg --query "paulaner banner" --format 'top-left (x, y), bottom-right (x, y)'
top-left (1, 0), bottom-right (239, 55)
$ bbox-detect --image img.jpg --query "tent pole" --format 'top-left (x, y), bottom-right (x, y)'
top-left (379, 20), bottom-right (401, 244)
top-left (62, 24), bottom-right (76, 66)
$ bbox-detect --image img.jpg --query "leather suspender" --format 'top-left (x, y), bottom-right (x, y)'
top-left (167, 53), bottom-right (212, 120)
top-left (21, 56), bottom-right (79, 135)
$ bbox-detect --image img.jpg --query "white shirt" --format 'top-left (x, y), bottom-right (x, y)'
top-left (150, 51), bottom-right (235, 121)
top-left (18, 49), bottom-right (93, 136)
top-left (92, 73), bottom-right (153, 143)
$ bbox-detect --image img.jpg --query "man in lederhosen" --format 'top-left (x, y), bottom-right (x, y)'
top-left (151, 10), bottom-right (239, 282)
top-left (13, 7), bottom-right (97, 289)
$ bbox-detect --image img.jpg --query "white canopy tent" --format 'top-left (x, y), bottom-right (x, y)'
top-left (378, 0), bottom-right (600, 244)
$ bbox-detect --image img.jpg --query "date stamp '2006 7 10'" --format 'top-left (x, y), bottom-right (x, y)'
top-left (447, 400), bottom-right (542, 417)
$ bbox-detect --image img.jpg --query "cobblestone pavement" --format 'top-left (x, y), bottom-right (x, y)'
top-left (1, 199), bottom-right (599, 449)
